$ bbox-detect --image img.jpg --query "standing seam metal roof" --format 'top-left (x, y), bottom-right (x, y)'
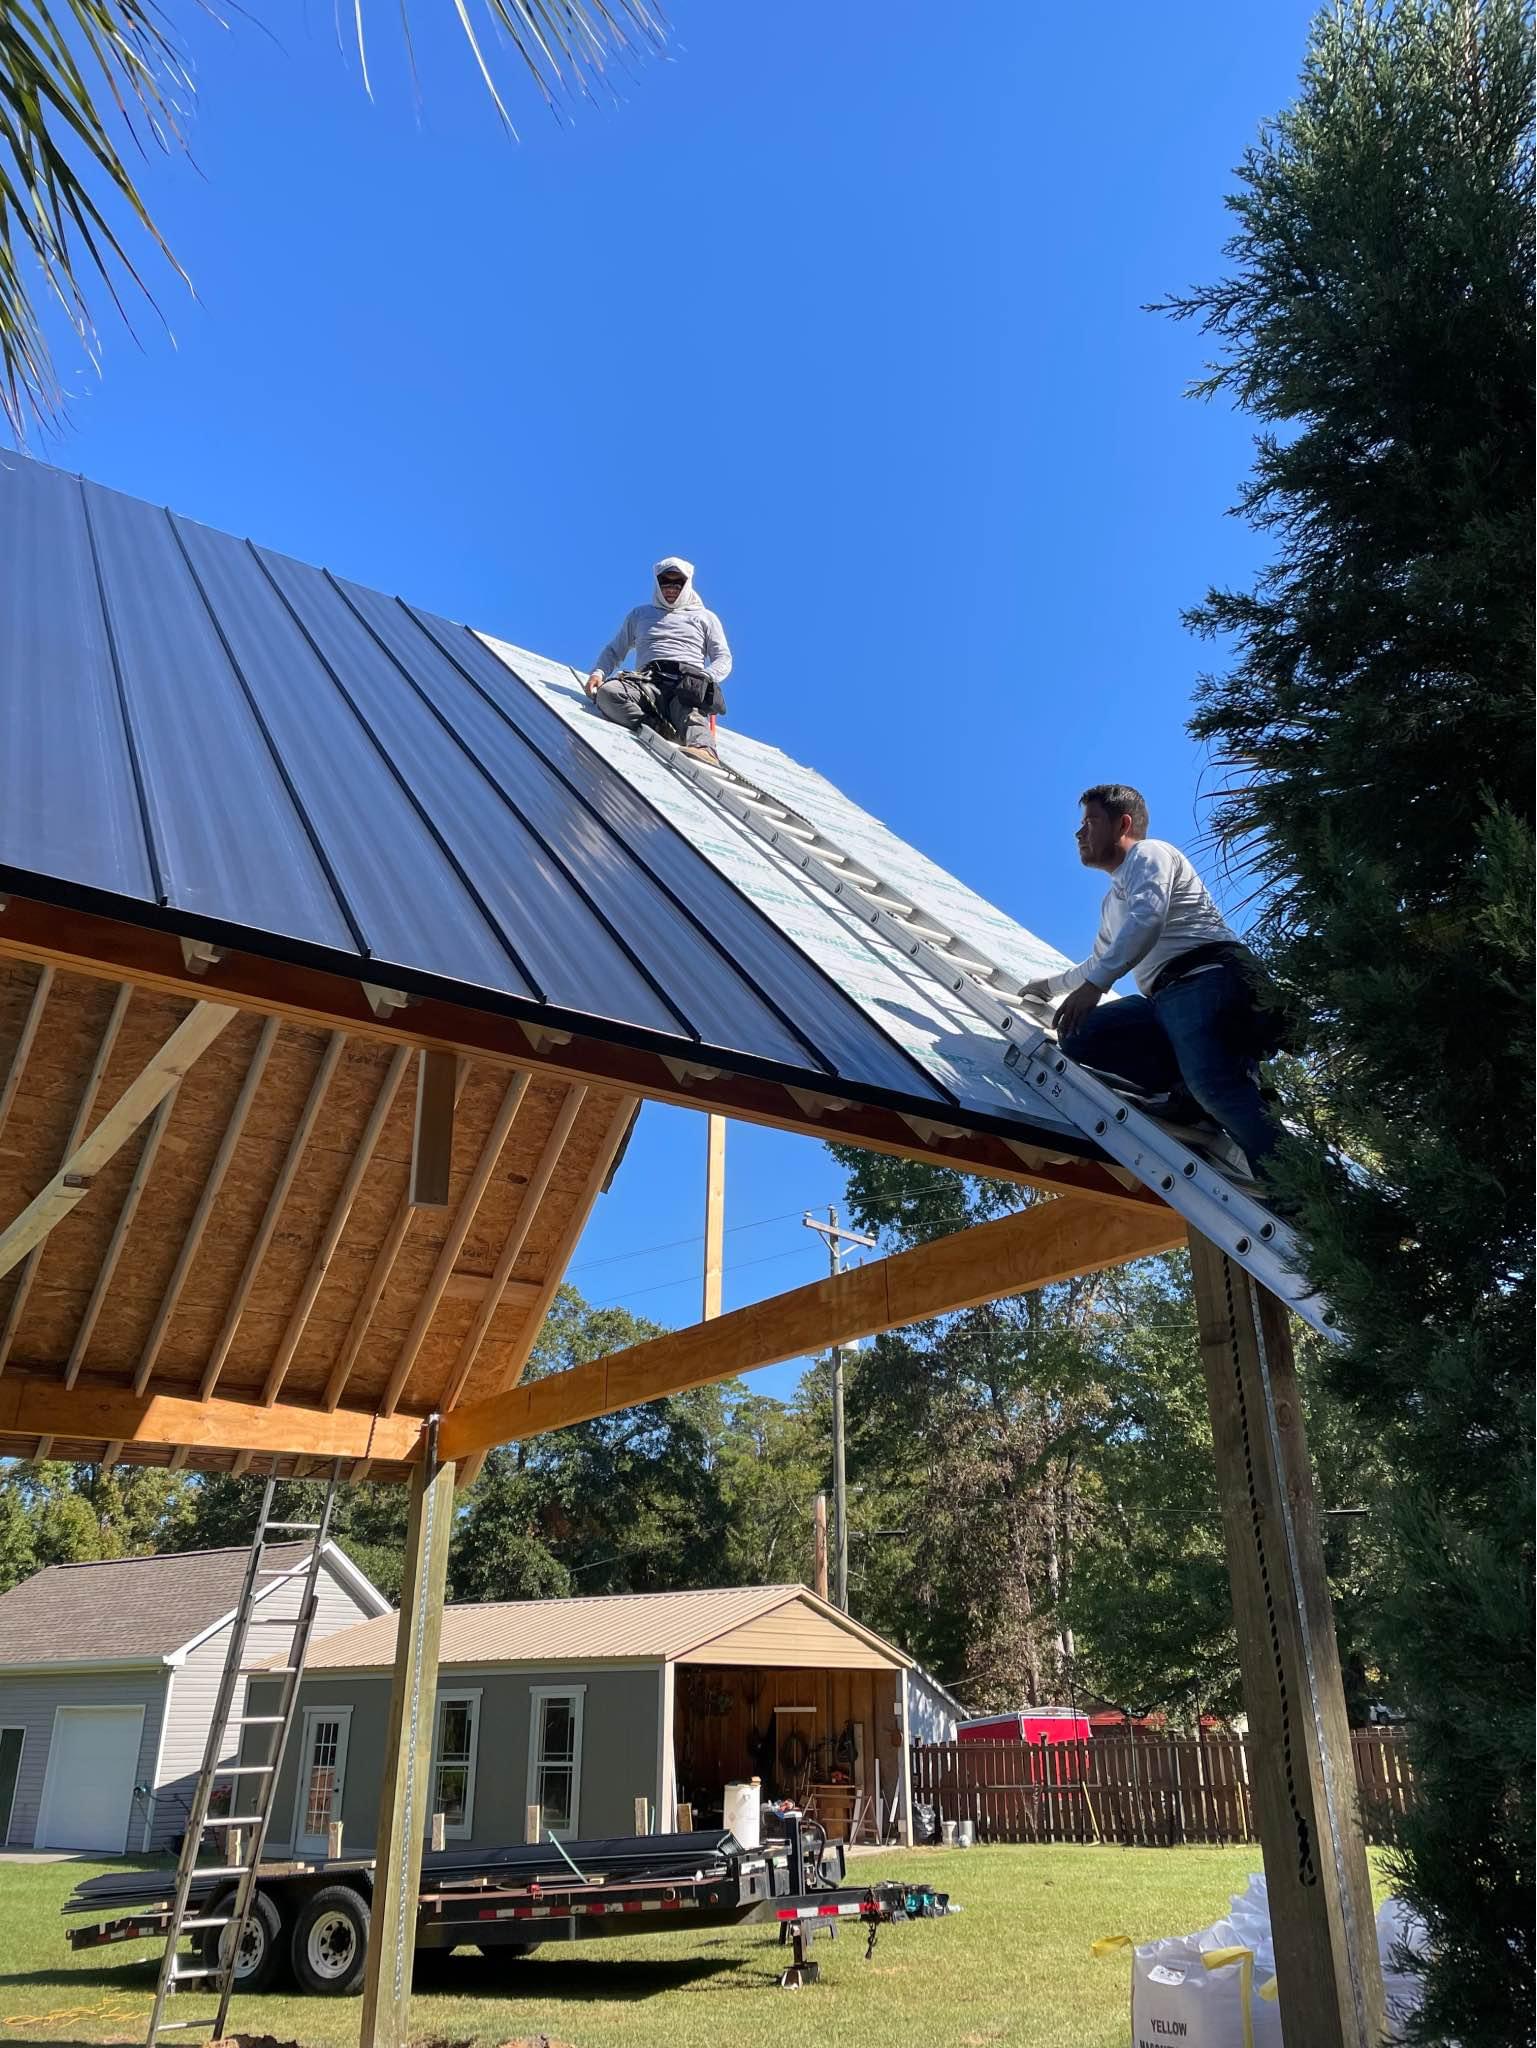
top-left (1, 455), bottom-right (1086, 1149)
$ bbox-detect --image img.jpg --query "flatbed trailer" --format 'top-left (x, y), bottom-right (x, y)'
top-left (64, 1823), bottom-right (953, 1996)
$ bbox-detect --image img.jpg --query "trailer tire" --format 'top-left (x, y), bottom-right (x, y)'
top-left (203, 1887), bottom-right (283, 1993)
top-left (290, 1884), bottom-right (370, 1996)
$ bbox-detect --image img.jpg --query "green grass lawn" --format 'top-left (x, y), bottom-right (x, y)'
top-left (0, 1845), bottom-right (1393, 2048)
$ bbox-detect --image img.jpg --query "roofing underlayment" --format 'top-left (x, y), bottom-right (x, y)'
top-left (0, 455), bottom-right (1084, 1155)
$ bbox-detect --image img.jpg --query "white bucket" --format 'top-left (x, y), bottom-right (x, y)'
top-left (957, 1817), bottom-right (976, 1848)
top-left (940, 1820), bottom-right (959, 1846)
top-left (724, 1780), bottom-right (761, 1850)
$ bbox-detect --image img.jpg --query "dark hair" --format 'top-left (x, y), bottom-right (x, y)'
top-left (1079, 784), bottom-right (1149, 838)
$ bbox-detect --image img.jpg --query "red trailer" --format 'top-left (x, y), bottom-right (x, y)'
top-left (956, 1707), bottom-right (1092, 1745)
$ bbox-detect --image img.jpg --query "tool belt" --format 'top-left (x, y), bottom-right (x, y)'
top-left (1148, 942), bottom-right (1294, 1059)
top-left (645, 659), bottom-right (727, 719)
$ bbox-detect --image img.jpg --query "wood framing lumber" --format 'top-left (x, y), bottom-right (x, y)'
top-left (64, 1088), bottom-right (181, 1389)
top-left (0, 982), bottom-right (135, 1370)
top-left (441, 1193), bottom-right (1183, 1460)
top-left (324, 1060), bottom-right (473, 1411)
top-left (1187, 1227), bottom-right (1385, 2046)
top-left (454, 1093), bottom-right (638, 1488)
top-left (0, 996), bottom-right (239, 1340)
top-left (0, 902), bottom-right (1157, 1215)
top-left (0, 963), bottom-right (54, 1146)
top-left (199, 1031), bottom-right (347, 1400)
top-left (440, 1274), bottom-right (542, 1310)
top-left (703, 1114), bottom-right (725, 1321)
top-left (134, 1017), bottom-right (281, 1395)
top-left (379, 1072), bottom-right (530, 1416)
top-left (358, 1421), bottom-right (454, 2048)
top-left (0, 1372), bottom-right (422, 1466)
top-left (435, 1085), bottom-right (587, 1414)
top-left (409, 1049), bottom-right (459, 1208)
top-left (260, 1044), bottom-right (413, 1407)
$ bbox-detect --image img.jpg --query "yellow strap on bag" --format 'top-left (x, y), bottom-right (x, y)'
top-left (1259, 1974), bottom-right (1280, 2001)
top-left (1202, 1945), bottom-right (1257, 2048)
top-left (1091, 1934), bottom-right (1134, 1956)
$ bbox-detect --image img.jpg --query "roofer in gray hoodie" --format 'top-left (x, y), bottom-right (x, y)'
top-left (585, 557), bottom-right (733, 764)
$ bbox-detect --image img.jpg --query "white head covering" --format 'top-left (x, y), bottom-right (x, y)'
top-left (653, 556), bottom-right (701, 612)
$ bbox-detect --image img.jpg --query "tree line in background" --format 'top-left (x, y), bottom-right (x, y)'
top-left (0, 1170), bottom-right (1397, 1737)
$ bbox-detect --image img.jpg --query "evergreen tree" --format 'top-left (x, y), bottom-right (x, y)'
top-left (1159, 4), bottom-right (1533, 2036)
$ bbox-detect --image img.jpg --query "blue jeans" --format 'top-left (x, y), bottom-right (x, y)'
top-left (1060, 962), bottom-right (1279, 1168)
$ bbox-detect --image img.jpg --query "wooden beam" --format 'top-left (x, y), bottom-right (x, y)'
top-left (260, 1044), bottom-right (413, 1407)
top-left (134, 1019), bottom-right (281, 1395)
top-left (436, 1086), bottom-right (587, 1415)
top-left (0, 984), bottom-right (137, 1371)
top-left (358, 1420), bottom-right (454, 2048)
top-left (0, 963), bottom-right (54, 1145)
top-left (379, 1073), bottom-right (530, 1416)
top-left (198, 1032), bottom-right (347, 1401)
top-left (703, 1114), bottom-right (725, 1321)
top-left (0, 1371), bottom-right (422, 1466)
top-left (409, 1049), bottom-right (459, 1208)
top-left (454, 1093), bottom-right (638, 1490)
top-left (441, 1193), bottom-right (1183, 1461)
top-left (99, 1441), bottom-right (123, 1473)
top-left (1187, 1229), bottom-right (1385, 2046)
top-left (0, 994), bottom-right (237, 1325)
top-left (0, 900), bottom-right (1155, 1213)
top-left (64, 1088), bottom-right (180, 1389)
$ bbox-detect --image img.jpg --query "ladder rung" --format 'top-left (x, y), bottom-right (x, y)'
top-left (209, 1814), bottom-right (265, 1827)
top-left (169, 1964), bottom-right (223, 1980)
top-left (213, 1763), bottom-right (273, 1775)
top-left (178, 1865), bottom-right (251, 1878)
top-left (257, 1564), bottom-right (311, 1578)
top-left (262, 1519), bottom-right (321, 1531)
top-left (246, 1616), bottom-right (299, 1625)
top-left (154, 2017), bottom-right (223, 2030)
top-left (239, 1664), bottom-right (297, 1674)
top-left (180, 1916), bottom-right (233, 1929)
top-left (231, 1715), bottom-right (284, 1725)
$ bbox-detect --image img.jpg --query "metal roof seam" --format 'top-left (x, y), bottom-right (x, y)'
top-left (440, 618), bottom-right (973, 1106)
top-left (76, 477), bottom-right (165, 907)
top-left (322, 575), bottom-right (704, 1048)
top-left (405, 609), bottom-right (846, 1076)
top-left (157, 515), bottom-right (374, 956)
top-left (235, 546), bottom-right (549, 1004)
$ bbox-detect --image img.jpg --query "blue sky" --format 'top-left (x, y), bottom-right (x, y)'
top-left (35, 0), bottom-right (1317, 1390)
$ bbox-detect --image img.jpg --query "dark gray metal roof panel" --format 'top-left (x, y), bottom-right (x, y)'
top-left (0, 457), bottom-right (970, 1115)
top-left (0, 458), bottom-right (154, 901)
top-left (81, 477), bottom-right (360, 950)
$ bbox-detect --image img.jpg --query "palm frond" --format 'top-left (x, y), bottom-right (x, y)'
top-left (0, 0), bottom-right (668, 437)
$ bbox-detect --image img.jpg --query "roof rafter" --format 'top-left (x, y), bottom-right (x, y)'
top-left (0, 996), bottom-right (240, 1368)
top-left (197, 1031), bottom-right (347, 1401)
top-left (440, 1195), bottom-right (1185, 1463)
top-left (378, 1072), bottom-right (530, 1416)
top-left (134, 1017), bottom-right (281, 1395)
top-left (260, 1042), bottom-right (413, 1408)
top-left (0, 963), bottom-right (54, 1146)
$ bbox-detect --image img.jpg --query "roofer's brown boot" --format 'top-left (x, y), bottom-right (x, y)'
top-left (682, 745), bottom-right (721, 765)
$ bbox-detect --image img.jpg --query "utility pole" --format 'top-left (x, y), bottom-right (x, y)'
top-left (803, 1208), bottom-right (875, 1612)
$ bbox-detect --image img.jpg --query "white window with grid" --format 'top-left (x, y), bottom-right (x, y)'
top-left (525, 1686), bottom-right (585, 1840)
top-left (429, 1690), bottom-right (481, 1841)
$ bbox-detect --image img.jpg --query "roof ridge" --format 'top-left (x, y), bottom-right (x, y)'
top-left (36, 1540), bottom-right (312, 1573)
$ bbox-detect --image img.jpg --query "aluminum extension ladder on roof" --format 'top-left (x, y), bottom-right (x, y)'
top-left (143, 1465), bottom-right (342, 2043)
top-left (630, 721), bottom-right (1334, 1339)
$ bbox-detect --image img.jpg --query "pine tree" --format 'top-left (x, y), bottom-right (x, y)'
top-left (1159, 4), bottom-right (1533, 2036)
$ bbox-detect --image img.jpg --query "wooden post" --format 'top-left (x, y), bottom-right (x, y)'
top-left (525, 1803), bottom-right (542, 1843)
top-left (327, 1820), bottom-right (344, 1861)
top-left (634, 1795), bottom-right (651, 1836)
top-left (702, 1115), bottom-right (726, 1320)
top-left (676, 1801), bottom-right (694, 1832)
top-left (1187, 1228), bottom-right (1385, 2047)
top-left (898, 1674), bottom-right (914, 1846)
top-left (656, 1660), bottom-right (677, 1833)
top-left (812, 1491), bottom-right (829, 1600)
top-left (358, 1419), bottom-right (454, 2048)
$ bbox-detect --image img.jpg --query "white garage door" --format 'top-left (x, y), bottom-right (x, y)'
top-left (38, 1706), bottom-right (144, 1852)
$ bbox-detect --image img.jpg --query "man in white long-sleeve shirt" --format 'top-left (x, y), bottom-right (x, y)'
top-left (584, 556), bottom-right (732, 764)
top-left (1021, 784), bottom-right (1280, 1171)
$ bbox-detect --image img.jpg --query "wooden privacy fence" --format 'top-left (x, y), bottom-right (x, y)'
top-left (911, 1730), bottom-right (1415, 1848)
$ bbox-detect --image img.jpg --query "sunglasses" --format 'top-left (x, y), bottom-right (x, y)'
top-left (657, 574), bottom-right (686, 585)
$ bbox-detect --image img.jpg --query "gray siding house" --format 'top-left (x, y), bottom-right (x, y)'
top-left (246, 1585), bottom-right (925, 1858)
top-left (0, 1544), bottom-right (388, 1853)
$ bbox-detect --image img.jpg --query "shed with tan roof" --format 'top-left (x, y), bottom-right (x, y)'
top-left (246, 1584), bottom-right (924, 1857)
